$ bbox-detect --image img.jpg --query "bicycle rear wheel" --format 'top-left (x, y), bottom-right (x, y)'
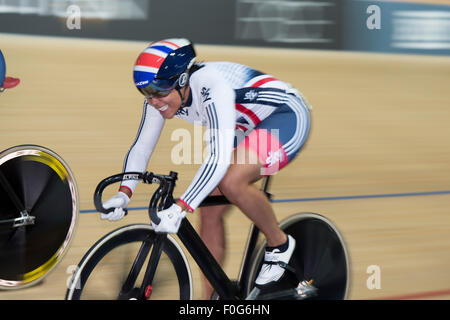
top-left (0, 145), bottom-right (78, 289)
top-left (246, 213), bottom-right (349, 300)
top-left (66, 224), bottom-right (193, 300)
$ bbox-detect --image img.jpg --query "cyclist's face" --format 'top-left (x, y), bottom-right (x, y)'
top-left (147, 88), bottom-right (184, 119)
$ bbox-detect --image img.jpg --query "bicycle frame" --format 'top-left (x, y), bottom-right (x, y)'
top-left (94, 171), bottom-right (272, 300)
top-left (153, 175), bottom-right (272, 299)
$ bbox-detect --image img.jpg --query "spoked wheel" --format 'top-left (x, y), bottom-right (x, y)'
top-left (66, 224), bottom-right (193, 300)
top-left (0, 145), bottom-right (79, 289)
top-left (246, 213), bottom-right (349, 300)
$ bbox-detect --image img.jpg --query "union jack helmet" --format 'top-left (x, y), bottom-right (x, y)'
top-left (133, 38), bottom-right (196, 97)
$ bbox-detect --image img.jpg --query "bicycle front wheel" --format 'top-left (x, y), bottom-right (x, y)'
top-left (66, 224), bottom-right (193, 300)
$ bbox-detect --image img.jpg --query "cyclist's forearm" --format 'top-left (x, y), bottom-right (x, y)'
top-left (120, 101), bottom-right (165, 196)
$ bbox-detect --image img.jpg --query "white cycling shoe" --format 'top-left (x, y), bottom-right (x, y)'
top-left (255, 235), bottom-right (296, 287)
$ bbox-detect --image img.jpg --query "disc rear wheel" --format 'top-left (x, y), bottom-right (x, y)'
top-left (0, 145), bottom-right (79, 289)
top-left (247, 213), bottom-right (349, 300)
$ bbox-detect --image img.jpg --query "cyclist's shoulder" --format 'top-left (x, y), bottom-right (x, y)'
top-left (189, 62), bottom-right (234, 93)
top-left (190, 62), bottom-right (224, 81)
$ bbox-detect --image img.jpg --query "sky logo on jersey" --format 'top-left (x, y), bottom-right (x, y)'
top-left (201, 87), bottom-right (211, 103)
top-left (265, 150), bottom-right (285, 168)
top-left (133, 39), bottom-right (190, 88)
top-left (244, 90), bottom-right (258, 101)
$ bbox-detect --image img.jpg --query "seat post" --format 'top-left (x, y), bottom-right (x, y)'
top-left (260, 176), bottom-right (272, 193)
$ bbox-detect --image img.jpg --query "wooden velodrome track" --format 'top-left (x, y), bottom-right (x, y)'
top-left (0, 33), bottom-right (449, 300)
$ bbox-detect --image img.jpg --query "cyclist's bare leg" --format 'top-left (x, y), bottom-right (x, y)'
top-left (198, 187), bottom-right (230, 299)
top-left (218, 149), bottom-right (287, 247)
top-left (199, 148), bottom-right (288, 298)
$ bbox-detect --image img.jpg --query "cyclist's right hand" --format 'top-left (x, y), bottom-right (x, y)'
top-left (101, 191), bottom-right (130, 221)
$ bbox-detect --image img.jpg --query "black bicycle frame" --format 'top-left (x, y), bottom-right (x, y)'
top-left (169, 174), bottom-right (272, 299)
top-left (94, 171), bottom-right (272, 300)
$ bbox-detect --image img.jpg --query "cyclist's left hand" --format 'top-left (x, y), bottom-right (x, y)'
top-left (152, 203), bottom-right (186, 234)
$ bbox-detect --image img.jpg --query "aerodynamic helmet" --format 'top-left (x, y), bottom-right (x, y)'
top-left (133, 38), bottom-right (196, 97)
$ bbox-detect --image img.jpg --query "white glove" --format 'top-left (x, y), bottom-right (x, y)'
top-left (152, 203), bottom-right (186, 234)
top-left (101, 191), bottom-right (130, 221)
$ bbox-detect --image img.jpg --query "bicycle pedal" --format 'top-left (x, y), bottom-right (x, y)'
top-left (294, 280), bottom-right (318, 299)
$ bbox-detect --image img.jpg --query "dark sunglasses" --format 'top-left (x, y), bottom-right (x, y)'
top-left (138, 74), bottom-right (181, 98)
top-left (138, 85), bottom-right (172, 99)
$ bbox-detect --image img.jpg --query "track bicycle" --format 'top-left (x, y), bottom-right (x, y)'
top-left (0, 145), bottom-right (79, 289)
top-left (66, 170), bottom-right (349, 300)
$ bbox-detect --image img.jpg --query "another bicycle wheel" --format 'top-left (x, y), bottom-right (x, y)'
top-left (66, 224), bottom-right (193, 300)
top-left (246, 213), bottom-right (349, 300)
top-left (0, 145), bottom-right (79, 289)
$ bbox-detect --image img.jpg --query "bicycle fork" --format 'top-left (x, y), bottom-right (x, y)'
top-left (117, 233), bottom-right (165, 300)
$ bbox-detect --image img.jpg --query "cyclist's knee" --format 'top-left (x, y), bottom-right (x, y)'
top-left (218, 172), bottom-right (245, 201)
top-left (221, 162), bottom-right (261, 191)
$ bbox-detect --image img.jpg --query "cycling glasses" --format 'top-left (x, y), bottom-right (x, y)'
top-left (138, 75), bottom-right (180, 98)
top-left (138, 85), bottom-right (172, 99)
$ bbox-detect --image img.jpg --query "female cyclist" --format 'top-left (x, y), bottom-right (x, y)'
top-left (101, 38), bottom-right (311, 299)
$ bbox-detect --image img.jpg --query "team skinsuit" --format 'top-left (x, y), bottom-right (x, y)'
top-left (105, 39), bottom-right (311, 289)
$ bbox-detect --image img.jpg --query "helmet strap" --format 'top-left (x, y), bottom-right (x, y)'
top-left (176, 86), bottom-right (188, 109)
top-left (176, 71), bottom-right (190, 109)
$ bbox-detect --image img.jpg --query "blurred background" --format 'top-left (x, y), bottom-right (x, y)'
top-left (0, 0), bottom-right (449, 300)
top-left (1, 0), bottom-right (449, 54)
